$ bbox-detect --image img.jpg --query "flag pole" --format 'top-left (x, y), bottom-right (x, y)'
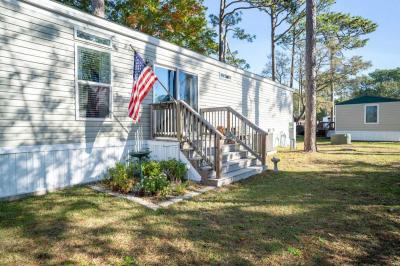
top-left (129, 45), bottom-right (177, 103)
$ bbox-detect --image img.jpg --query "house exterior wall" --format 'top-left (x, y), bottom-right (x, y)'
top-left (0, 0), bottom-right (293, 198)
top-left (0, 140), bottom-right (192, 199)
top-left (335, 102), bottom-right (400, 141)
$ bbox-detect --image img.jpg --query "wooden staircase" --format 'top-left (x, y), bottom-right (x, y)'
top-left (150, 100), bottom-right (268, 186)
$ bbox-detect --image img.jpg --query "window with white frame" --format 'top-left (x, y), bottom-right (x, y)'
top-left (365, 104), bottom-right (379, 124)
top-left (76, 45), bottom-right (112, 119)
top-left (76, 29), bottom-right (112, 47)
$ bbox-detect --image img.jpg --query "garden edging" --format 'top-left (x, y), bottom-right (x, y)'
top-left (89, 184), bottom-right (216, 210)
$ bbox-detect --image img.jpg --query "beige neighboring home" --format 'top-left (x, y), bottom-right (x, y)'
top-left (335, 96), bottom-right (400, 141)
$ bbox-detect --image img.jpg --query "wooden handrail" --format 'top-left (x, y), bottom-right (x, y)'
top-left (151, 100), bottom-right (225, 178)
top-left (201, 106), bottom-right (268, 166)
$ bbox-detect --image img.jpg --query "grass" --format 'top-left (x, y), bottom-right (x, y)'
top-left (0, 139), bottom-right (399, 265)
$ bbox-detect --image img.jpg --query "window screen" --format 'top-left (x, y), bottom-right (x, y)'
top-left (76, 30), bottom-right (111, 47)
top-left (77, 46), bottom-right (111, 119)
top-left (365, 105), bottom-right (378, 123)
top-left (78, 84), bottom-right (110, 118)
top-left (78, 46), bottom-right (111, 84)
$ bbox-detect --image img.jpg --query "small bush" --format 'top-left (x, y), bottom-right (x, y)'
top-left (160, 159), bottom-right (187, 183)
top-left (142, 173), bottom-right (169, 195)
top-left (142, 161), bottom-right (162, 177)
top-left (106, 163), bottom-right (136, 193)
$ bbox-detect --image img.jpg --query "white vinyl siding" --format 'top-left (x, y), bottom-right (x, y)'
top-left (336, 102), bottom-right (400, 132)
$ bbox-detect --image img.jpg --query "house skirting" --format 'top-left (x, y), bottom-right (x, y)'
top-left (335, 131), bottom-right (400, 142)
top-left (0, 140), bottom-right (200, 200)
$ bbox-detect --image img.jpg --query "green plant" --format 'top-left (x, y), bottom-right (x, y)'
top-left (141, 173), bottom-right (169, 195)
top-left (142, 161), bottom-right (162, 177)
top-left (287, 246), bottom-right (302, 256)
top-left (160, 159), bottom-right (188, 183)
top-left (172, 182), bottom-right (188, 196)
top-left (106, 163), bottom-right (136, 193)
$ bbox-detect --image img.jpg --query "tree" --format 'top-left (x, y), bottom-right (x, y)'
top-left (210, 0), bottom-right (257, 63)
top-left (91, 0), bottom-right (105, 17)
top-left (345, 68), bottom-right (400, 99)
top-left (304, 0), bottom-right (317, 152)
top-left (318, 12), bottom-right (377, 121)
top-left (225, 50), bottom-right (251, 70)
top-left (277, 0), bottom-right (333, 88)
top-left (257, 0), bottom-right (305, 81)
top-left (262, 50), bottom-right (291, 85)
top-left (114, 0), bottom-right (217, 55)
top-left (56, 0), bottom-right (92, 12)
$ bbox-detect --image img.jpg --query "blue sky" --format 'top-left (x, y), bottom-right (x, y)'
top-left (203, 0), bottom-right (400, 75)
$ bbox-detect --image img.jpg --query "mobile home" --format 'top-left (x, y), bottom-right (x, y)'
top-left (0, 0), bottom-right (293, 198)
top-left (335, 96), bottom-right (400, 141)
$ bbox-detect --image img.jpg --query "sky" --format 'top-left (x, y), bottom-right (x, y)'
top-left (203, 0), bottom-right (400, 75)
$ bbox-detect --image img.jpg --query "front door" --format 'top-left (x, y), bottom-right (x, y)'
top-left (178, 71), bottom-right (198, 111)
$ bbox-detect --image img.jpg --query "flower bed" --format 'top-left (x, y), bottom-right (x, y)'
top-left (102, 159), bottom-right (199, 203)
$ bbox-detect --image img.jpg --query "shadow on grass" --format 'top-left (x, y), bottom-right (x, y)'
top-left (0, 157), bottom-right (399, 265)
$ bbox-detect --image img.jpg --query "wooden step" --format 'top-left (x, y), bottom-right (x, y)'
top-left (221, 158), bottom-right (257, 173)
top-left (204, 166), bottom-right (265, 187)
top-left (221, 150), bottom-right (248, 162)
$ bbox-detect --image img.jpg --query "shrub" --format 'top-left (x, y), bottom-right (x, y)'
top-left (142, 173), bottom-right (169, 195)
top-left (106, 163), bottom-right (136, 193)
top-left (142, 161), bottom-right (162, 177)
top-left (160, 159), bottom-right (187, 183)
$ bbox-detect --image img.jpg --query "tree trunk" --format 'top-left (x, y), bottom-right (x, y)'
top-left (218, 0), bottom-right (226, 62)
top-left (304, 0), bottom-right (317, 152)
top-left (91, 0), bottom-right (105, 17)
top-left (270, 9), bottom-right (276, 81)
top-left (329, 48), bottom-right (335, 124)
top-left (289, 26), bottom-right (296, 88)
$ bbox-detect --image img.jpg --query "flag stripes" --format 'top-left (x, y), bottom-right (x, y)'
top-left (128, 52), bottom-right (158, 122)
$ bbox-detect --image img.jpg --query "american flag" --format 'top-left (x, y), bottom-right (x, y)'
top-left (128, 51), bottom-right (158, 122)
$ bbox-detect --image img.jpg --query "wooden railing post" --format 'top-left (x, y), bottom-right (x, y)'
top-left (215, 136), bottom-right (223, 179)
top-left (261, 133), bottom-right (267, 167)
top-left (150, 104), bottom-right (154, 139)
top-left (176, 102), bottom-right (182, 141)
top-left (226, 109), bottom-right (231, 132)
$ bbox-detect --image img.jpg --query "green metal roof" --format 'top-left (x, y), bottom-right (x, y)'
top-left (336, 95), bottom-right (400, 105)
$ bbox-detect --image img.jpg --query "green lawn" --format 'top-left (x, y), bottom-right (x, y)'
top-left (1, 140), bottom-right (399, 265)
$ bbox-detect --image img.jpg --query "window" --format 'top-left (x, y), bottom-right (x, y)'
top-left (75, 29), bottom-right (111, 47)
top-left (76, 45), bottom-right (112, 119)
top-left (365, 104), bottom-right (379, 124)
top-left (152, 65), bottom-right (199, 110)
top-left (153, 66), bottom-right (176, 103)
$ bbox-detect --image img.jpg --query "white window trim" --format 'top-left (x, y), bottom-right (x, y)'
top-left (364, 104), bottom-right (379, 124)
top-left (74, 26), bottom-right (113, 49)
top-left (74, 42), bottom-right (113, 121)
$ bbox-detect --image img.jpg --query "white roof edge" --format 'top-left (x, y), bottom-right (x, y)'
top-left (20, 0), bottom-right (293, 93)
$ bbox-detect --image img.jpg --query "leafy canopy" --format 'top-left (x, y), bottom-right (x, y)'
top-left (346, 68), bottom-right (400, 99)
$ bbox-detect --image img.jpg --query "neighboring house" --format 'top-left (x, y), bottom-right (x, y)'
top-left (335, 96), bottom-right (400, 141)
top-left (0, 0), bottom-right (293, 199)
